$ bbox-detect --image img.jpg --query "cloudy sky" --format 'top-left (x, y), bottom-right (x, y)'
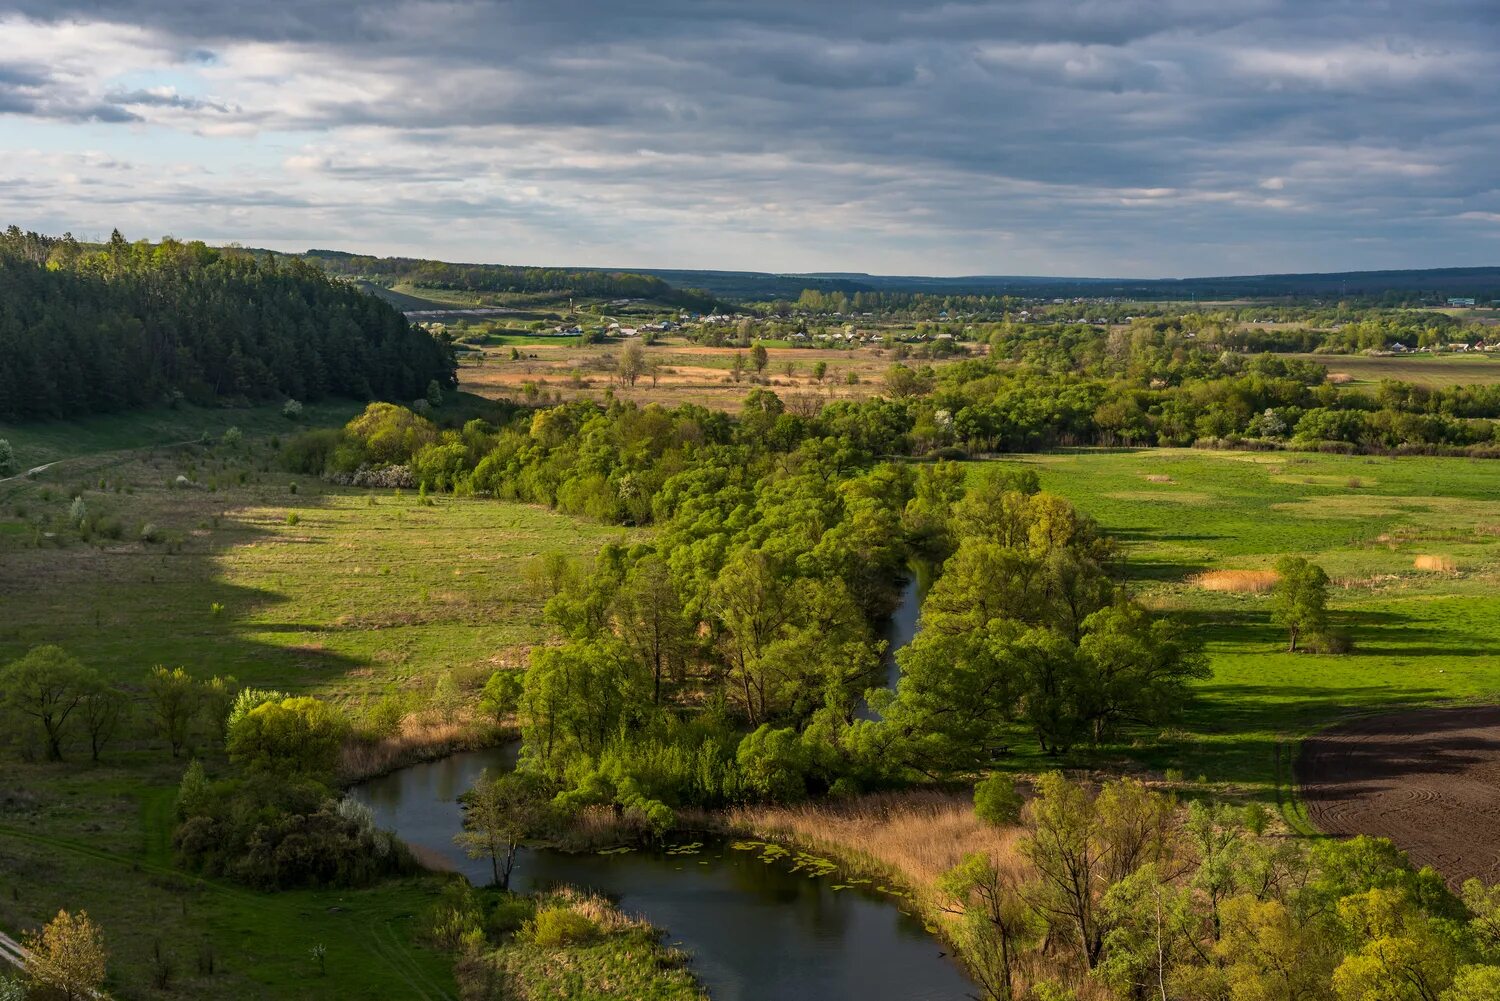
top-left (1, 1), bottom-right (1497, 277)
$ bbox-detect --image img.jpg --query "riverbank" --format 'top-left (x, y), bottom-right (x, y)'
top-left (713, 788), bottom-right (1022, 985)
top-left (464, 888), bottom-right (708, 1001)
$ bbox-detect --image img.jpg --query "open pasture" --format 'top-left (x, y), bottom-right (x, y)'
top-left (979, 448), bottom-right (1500, 810)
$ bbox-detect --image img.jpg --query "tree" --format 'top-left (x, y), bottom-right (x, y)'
top-left (1075, 601), bottom-right (1208, 746)
top-left (731, 351), bottom-right (746, 382)
top-left (227, 696), bottom-right (349, 776)
top-left (455, 771), bottom-right (549, 889)
top-left (477, 670), bottom-right (524, 724)
top-left (1271, 556), bottom-right (1330, 652)
top-left (612, 554), bottom-right (692, 705)
top-left (939, 853), bottom-right (1039, 1001)
top-left (78, 682), bottom-right (129, 762)
top-left (750, 344), bottom-right (769, 374)
top-left (0, 438), bottom-right (13, 475)
top-left (146, 666), bottom-right (200, 757)
top-left (813, 361), bottom-right (828, 385)
top-left (24, 909), bottom-right (107, 1001)
top-left (617, 341), bottom-right (647, 388)
top-left (0, 646), bottom-right (97, 761)
top-left (1019, 774), bottom-right (1179, 970)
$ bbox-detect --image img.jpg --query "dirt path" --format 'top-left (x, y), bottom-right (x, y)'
top-left (0, 928), bottom-right (27, 972)
top-left (1297, 705), bottom-right (1500, 889)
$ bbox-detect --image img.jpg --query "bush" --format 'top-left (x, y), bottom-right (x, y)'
top-left (0, 438), bottom-right (13, 476)
top-left (524, 906), bottom-right (597, 947)
top-left (281, 428), bottom-right (342, 475)
top-left (227, 696), bottom-right (349, 776)
top-left (973, 773), bottom-right (1024, 826)
top-left (282, 398), bottom-right (304, 419)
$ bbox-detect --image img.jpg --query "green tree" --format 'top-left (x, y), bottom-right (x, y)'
top-left (750, 343), bottom-right (769, 374)
top-left (1271, 556), bottom-right (1330, 652)
top-left (227, 696), bottom-right (349, 776)
top-left (939, 852), bottom-right (1039, 1001)
top-left (0, 646), bottom-right (97, 761)
top-left (477, 670), bottom-right (524, 724)
top-left (78, 681), bottom-right (130, 762)
top-left (1020, 774), bottom-right (1178, 970)
top-left (812, 361), bottom-right (828, 384)
top-left (0, 438), bottom-right (13, 475)
top-left (455, 771), bottom-right (550, 889)
top-left (617, 340), bottom-right (647, 387)
top-left (612, 554), bottom-right (692, 705)
top-left (146, 666), bottom-right (201, 757)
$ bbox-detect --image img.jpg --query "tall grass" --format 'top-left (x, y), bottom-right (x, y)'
top-left (1189, 569), bottom-right (1279, 593)
top-left (1413, 554), bottom-right (1457, 572)
top-left (338, 711), bottom-right (501, 782)
top-left (727, 789), bottom-right (1025, 898)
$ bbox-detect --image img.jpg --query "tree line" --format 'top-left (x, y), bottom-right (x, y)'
top-left (303, 249), bottom-right (724, 312)
top-left (0, 227), bottom-right (456, 420)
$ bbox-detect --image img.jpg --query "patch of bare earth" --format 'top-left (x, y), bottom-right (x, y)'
top-left (1297, 705), bottom-right (1500, 889)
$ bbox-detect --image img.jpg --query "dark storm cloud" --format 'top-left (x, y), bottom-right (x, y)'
top-left (2, 0), bottom-right (1499, 273)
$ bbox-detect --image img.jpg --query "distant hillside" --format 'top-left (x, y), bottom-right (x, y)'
top-left (617, 265), bottom-right (1500, 302)
top-left (304, 250), bottom-right (727, 311)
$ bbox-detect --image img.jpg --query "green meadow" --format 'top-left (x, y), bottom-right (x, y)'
top-left (978, 448), bottom-right (1500, 816)
top-left (0, 410), bottom-right (628, 999)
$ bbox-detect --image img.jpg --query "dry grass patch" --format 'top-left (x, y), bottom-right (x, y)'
top-left (1327, 372), bottom-right (1354, 384)
top-left (727, 789), bottom-right (1023, 898)
top-left (1189, 569), bottom-right (1279, 593)
top-left (1414, 554), bottom-right (1458, 573)
top-left (1144, 474), bottom-right (1175, 483)
top-left (339, 712), bottom-right (499, 781)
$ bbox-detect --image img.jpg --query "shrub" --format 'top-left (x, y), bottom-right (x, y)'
top-left (282, 398), bottom-right (304, 419)
top-left (973, 773), bottom-right (1023, 826)
top-left (524, 906), bottom-right (597, 947)
top-left (281, 428), bottom-right (341, 474)
top-left (222, 426), bottom-right (242, 448)
top-left (140, 522), bottom-right (162, 544)
top-left (0, 439), bottom-right (13, 475)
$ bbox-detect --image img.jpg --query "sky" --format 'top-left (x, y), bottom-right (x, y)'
top-left (1, 1), bottom-right (1498, 278)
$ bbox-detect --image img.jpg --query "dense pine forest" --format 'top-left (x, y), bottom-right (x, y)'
top-left (0, 228), bottom-right (456, 420)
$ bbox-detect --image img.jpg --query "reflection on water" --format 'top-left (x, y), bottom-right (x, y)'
top-left (351, 743), bottom-right (972, 1001)
top-left (857, 564), bottom-right (930, 721)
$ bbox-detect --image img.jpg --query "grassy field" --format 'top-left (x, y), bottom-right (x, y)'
top-left (0, 409), bottom-right (630, 998)
top-left (1294, 351), bottom-right (1500, 387)
top-left (977, 448), bottom-right (1500, 816)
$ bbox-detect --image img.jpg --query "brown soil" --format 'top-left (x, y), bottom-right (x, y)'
top-left (1297, 705), bottom-right (1500, 889)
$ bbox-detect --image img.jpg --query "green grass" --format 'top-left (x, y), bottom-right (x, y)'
top-left (0, 414), bottom-right (630, 998)
top-left (0, 400), bottom-right (363, 471)
top-left (973, 449), bottom-right (1500, 806)
top-left (1292, 351), bottom-right (1500, 387)
top-left (0, 755), bottom-right (457, 999)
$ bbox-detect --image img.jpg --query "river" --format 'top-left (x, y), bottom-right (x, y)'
top-left (351, 575), bottom-right (972, 1001)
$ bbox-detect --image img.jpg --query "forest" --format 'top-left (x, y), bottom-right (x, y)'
top-left (0, 228), bottom-right (456, 420)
